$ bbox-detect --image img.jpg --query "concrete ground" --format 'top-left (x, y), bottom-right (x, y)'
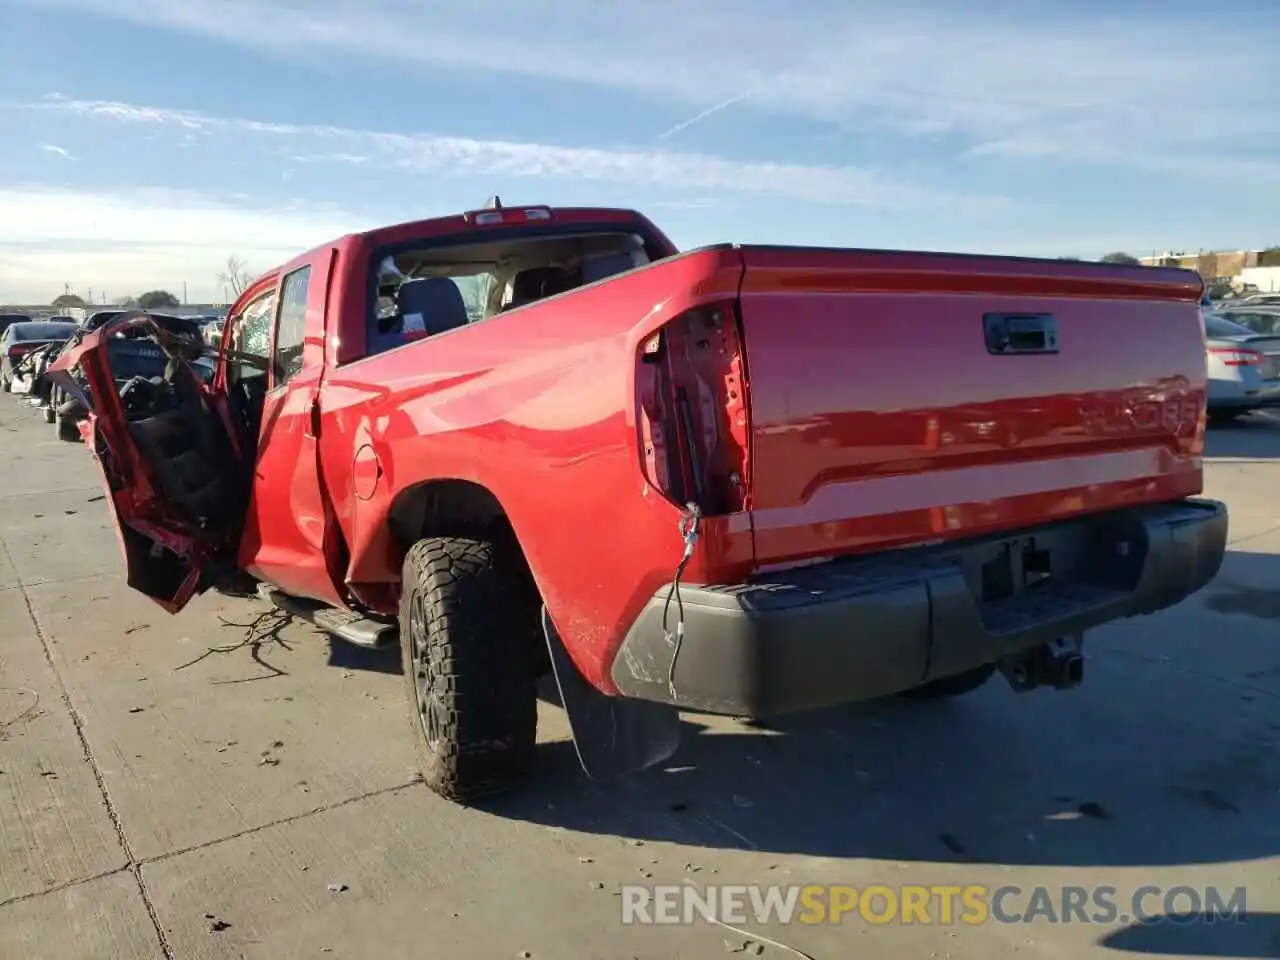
top-left (1, 398), bottom-right (1278, 960)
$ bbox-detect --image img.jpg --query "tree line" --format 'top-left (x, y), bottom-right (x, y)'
top-left (38, 255), bottom-right (254, 311)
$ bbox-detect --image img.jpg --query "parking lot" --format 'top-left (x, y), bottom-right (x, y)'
top-left (1, 401), bottom-right (1278, 960)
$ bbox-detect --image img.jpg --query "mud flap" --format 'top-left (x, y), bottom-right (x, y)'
top-left (541, 607), bottom-right (681, 781)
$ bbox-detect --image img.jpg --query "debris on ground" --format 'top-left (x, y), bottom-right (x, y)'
top-left (204, 914), bottom-right (231, 933)
top-left (0, 688), bottom-right (41, 735)
top-left (711, 917), bottom-right (816, 959)
top-left (327, 882), bottom-right (348, 894)
top-left (174, 608), bottom-right (294, 683)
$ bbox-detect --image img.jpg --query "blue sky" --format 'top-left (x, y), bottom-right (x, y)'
top-left (0, 0), bottom-right (1276, 304)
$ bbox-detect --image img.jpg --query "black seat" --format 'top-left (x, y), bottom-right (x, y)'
top-left (501, 266), bottom-right (574, 312)
top-left (125, 370), bottom-right (244, 527)
top-left (579, 252), bottom-right (640, 284)
top-left (396, 278), bottom-right (470, 336)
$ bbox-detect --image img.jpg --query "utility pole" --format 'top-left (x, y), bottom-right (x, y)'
top-left (183, 281), bottom-right (188, 305)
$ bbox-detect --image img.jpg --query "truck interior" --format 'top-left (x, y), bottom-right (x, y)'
top-left (369, 230), bottom-right (654, 354)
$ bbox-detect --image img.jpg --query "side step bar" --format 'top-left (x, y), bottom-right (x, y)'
top-left (257, 584), bottom-right (398, 649)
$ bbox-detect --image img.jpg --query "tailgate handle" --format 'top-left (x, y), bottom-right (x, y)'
top-left (984, 313), bottom-right (1059, 355)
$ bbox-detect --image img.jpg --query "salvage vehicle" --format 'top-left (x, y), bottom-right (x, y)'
top-left (48, 312), bottom-right (205, 441)
top-left (2, 320), bottom-right (77, 393)
top-left (49, 202), bottom-right (1229, 803)
top-left (8, 340), bottom-right (64, 412)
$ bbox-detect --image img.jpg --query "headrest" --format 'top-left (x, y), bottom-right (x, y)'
top-left (580, 252), bottom-right (643, 285)
top-left (396, 277), bottom-right (469, 336)
top-left (511, 266), bottom-right (573, 302)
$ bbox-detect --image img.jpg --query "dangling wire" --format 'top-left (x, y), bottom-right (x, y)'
top-left (661, 502), bottom-right (702, 700)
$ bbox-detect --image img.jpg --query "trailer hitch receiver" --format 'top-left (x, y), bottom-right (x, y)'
top-left (1000, 634), bottom-right (1084, 692)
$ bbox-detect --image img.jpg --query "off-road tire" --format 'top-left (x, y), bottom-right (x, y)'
top-left (56, 416), bottom-right (80, 443)
top-left (43, 401), bottom-right (56, 424)
top-left (399, 536), bottom-right (538, 803)
top-left (1, 376), bottom-right (9, 393)
top-left (899, 663), bottom-right (996, 700)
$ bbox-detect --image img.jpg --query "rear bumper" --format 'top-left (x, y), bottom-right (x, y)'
top-left (1209, 380), bottom-right (1280, 410)
top-left (610, 499), bottom-right (1228, 717)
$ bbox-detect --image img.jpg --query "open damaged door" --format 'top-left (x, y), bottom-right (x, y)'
top-left (46, 313), bottom-right (250, 612)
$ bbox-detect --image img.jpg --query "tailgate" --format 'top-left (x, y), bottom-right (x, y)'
top-left (734, 247), bottom-right (1207, 565)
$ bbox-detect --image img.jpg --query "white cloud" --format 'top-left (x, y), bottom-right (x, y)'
top-left (0, 186), bottom-right (367, 304)
top-left (23, 96), bottom-right (1004, 212)
top-left (9, 0), bottom-right (1279, 178)
top-left (38, 143), bottom-right (76, 160)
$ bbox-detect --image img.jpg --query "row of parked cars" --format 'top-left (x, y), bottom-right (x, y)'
top-left (1202, 294), bottom-right (1280, 421)
top-left (0, 310), bottom-right (220, 441)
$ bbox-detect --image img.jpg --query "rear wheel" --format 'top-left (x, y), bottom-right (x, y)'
top-left (899, 663), bottom-right (996, 700)
top-left (43, 400), bottom-right (56, 423)
top-left (399, 536), bottom-right (538, 802)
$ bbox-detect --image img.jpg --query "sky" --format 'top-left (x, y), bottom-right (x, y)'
top-left (0, 0), bottom-right (1277, 305)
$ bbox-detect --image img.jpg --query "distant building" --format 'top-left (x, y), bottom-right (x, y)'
top-left (1238, 266), bottom-right (1280, 293)
top-left (1139, 248), bottom-right (1280, 281)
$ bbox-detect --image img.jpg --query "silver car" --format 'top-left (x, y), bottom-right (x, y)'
top-left (1204, 312), bottom-right (1280, 421)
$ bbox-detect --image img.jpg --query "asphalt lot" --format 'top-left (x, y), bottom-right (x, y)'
top-left (1, 400), bottom-right (1278, 960)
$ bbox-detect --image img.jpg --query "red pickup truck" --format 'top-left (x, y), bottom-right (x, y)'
top-left (49, 202), bottom-right (1228, 803)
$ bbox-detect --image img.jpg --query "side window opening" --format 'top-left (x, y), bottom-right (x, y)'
top-left (273, 266), bottom-right (311, 388)
top-left (228, 289), bottom-right (278, 385)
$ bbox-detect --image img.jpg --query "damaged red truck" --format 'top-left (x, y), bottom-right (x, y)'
top-left (49, 202), bottom-right (1228, 803)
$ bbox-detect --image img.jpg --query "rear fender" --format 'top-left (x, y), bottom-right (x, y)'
top-left (323, 247), bottom-right (754, 694)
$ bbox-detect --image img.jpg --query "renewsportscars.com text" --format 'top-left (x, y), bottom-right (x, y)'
top-left (620, 884), bottom-right (1248, 926)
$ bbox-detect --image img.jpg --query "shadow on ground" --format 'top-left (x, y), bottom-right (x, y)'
top-left (326, 638), bottom-right (401, 675)
top-left (477, 550), bottom-right (1280, 870)
top-left (1204, 412), bottom-right (1280, 459)
top-left (1099, 911), bottom-right (1280, 957)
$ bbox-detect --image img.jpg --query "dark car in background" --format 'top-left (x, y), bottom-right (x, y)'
top-left (49, 311), bottom-right (207, 441)
top-left (0, 313), bottom-right (33, 336)
top-left (1, 321), bottom-right (78, 392)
